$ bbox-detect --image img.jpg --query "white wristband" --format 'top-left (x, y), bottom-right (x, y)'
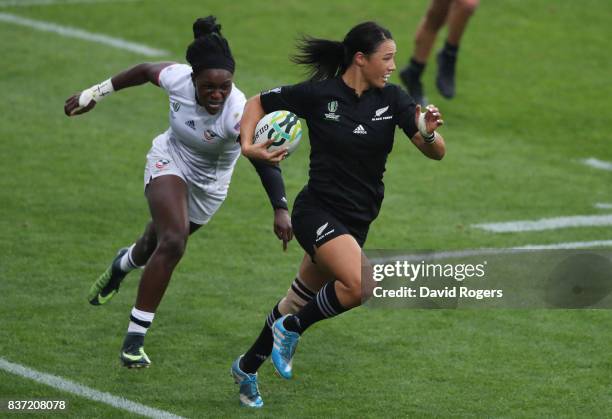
top-left (79, 78), bottom-right (114, 106)
top-left (418, 110), bottom-right (435, 143)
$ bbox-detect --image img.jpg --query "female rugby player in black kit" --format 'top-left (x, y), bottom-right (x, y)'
top-left (230, 21), bottom-right (445, 407)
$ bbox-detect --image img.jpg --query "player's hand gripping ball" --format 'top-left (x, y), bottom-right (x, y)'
top-left (254, 111), bottom-right (302, 157)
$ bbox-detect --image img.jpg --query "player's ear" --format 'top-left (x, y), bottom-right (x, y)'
top-left (354, 52), bottom-right (367, 67)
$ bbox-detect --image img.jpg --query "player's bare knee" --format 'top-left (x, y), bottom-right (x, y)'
top-left (425, 1), bottom-right (451, 29)
top-left (156, 231), bottom-right (188, 261)
top-left (336, 276), bottom-right (363, 307)
top-left (456, 0), bottom-right (479, 14)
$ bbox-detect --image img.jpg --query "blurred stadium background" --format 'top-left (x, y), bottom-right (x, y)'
top-left (1, 0), bottom-right (611, 417)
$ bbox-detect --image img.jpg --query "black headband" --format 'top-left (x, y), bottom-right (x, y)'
top-left (193, 54), bottom-right (235, 74)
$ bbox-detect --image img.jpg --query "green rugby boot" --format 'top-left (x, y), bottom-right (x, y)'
top-left (120, 333), bottom-right (151, 369)
top-left (88, 247), bottom-right (129, 305)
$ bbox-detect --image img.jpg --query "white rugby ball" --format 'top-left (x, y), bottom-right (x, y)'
top-left (253, 110), bottom-right (302, 156)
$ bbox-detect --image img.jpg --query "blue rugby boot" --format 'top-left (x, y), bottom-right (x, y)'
top-left (88, 247), bottom-right (129, 305)
top-left (271, 315), bottom-right (300, 379)
top-left (231, 356), bottom-right (263, 408)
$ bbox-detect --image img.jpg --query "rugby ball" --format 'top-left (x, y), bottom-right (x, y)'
top-left (253, 110), bottom-right (302, 156)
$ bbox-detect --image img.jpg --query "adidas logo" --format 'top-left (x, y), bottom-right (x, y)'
top-left (353, 124), bottom-right (367, 135)
top-left (185, 120), bottom-right (195, 130)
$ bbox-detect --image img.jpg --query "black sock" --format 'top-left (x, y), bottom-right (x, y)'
top-left (240, 303), bottom-right (282, 374)
top-left (408, 57), bottom-right (426, 77)
top-left (442, 40), bottom-right (459, 56)
top-left (285, 282), bottom-right (348, 334)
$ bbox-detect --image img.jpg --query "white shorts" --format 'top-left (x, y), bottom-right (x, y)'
top-left (143, 134), bottom-right (230, 225)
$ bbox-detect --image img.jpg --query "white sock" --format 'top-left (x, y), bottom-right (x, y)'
top-left (127, 307), bottom-right (155, 335)
top-left (119, 244), bottom-right (140, 272)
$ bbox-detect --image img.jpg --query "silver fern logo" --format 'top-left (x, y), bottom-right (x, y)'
top-left (316, 222), bottom-right (329, 237)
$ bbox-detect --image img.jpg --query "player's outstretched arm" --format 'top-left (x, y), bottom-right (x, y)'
top-left (64, 61), bottom-right (175, 117)
top-left (240, 94), bottom-right (288, 164)
top-left (411, 104), bottom-right (446, 160)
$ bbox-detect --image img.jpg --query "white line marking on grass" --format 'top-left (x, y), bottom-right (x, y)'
top-left (595, 203), bottom-right (612, 210)
top-left (581, 157), bottom-right (612, 171)
top-left (0, 12), bottom-right (168, 56)
top-left (0, 0), bottom-right (139, 6)
top-left (515, 239), bottom-right (612, 250)
top-left (372, 240), bottom-right (612, 263)
top-left (0, 357), bottom-right (184, 419)
top-left (472, 214), bottom-right (612, 233)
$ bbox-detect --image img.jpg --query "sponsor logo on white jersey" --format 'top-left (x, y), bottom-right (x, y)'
top-left (155, 158), bottom-right (170, 170)
top-left (203, 129), bottom-right (219, 142)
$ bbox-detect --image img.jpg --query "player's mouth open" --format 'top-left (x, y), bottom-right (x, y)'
top-left (207, 101), bottom-right (224, 110)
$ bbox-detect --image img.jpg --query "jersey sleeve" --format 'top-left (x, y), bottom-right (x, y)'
top-left (394, 86), bottom-right (418, 139)
top-left (259, 81), bottom-right (314, 118)
top-left (248, 158), bottom-right (288, 210)
top-left (158, 64), bottom-right (189, 96)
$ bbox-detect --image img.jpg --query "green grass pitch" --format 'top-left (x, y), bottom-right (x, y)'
top-left (1, 0), bottom-right (611, 417)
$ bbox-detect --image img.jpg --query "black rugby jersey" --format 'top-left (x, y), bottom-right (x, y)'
top-left (260, 77), bottom-right (418, 224)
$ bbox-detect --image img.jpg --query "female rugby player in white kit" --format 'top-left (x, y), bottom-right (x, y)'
top-left (64, 16), bottom-right (290, 368)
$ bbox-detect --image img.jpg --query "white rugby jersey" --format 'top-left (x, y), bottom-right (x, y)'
top-left (157, 63), bottom-right (245, 185)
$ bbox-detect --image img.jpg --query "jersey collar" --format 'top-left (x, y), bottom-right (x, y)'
top-left (336, 76), bottom-right (375, 101)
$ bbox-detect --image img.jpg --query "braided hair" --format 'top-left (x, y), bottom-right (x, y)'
top-left (186, 16), bottom-right (235, 75)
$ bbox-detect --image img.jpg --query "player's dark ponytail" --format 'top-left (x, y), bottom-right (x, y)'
top-left (291, 37), bottom-right (345, 82)
top-left (292, 21), bottom-right (392, 81)
top-left (186, 15), bottom-right (235, 75)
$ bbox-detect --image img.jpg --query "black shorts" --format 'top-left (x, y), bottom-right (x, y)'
top-left (292, 187), bottom-right (370, 260)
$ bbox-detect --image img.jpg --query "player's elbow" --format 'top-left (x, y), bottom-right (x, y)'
top-left (428, 136), bottom-right (446, 160)
top-left (431, 148), bottom-right (445, 160)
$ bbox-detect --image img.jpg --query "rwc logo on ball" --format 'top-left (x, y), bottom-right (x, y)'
top-left (268, 113), bottom-right (299, 146)
top-left (253, 110), bottom-right (303, 157)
